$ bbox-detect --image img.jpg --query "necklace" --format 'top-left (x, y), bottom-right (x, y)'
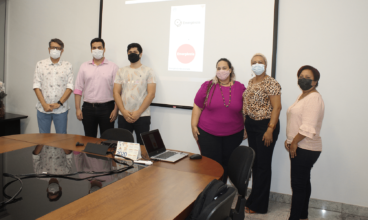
top-left (219, 82), bottom-right (232, 107)
top-left (219, 80), bottom-right (230, 86)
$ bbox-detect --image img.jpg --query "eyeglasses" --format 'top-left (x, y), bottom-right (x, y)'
top-left (50, 46), bottom-right (62, 51)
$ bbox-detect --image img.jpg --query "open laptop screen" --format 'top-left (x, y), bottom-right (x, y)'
top-left (141, 129), bottom-right (166, 157)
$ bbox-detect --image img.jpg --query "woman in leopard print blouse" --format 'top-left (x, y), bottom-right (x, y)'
top-left (243, 53), bottom-right (282, 214)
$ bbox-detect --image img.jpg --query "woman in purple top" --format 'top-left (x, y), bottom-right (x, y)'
top-left (191, 58), bottom-right (246, 183)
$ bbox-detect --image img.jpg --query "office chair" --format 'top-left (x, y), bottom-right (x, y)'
top-left (197, 186), bottom-right (236, 220)
top-left (101, 128), bottom-right (135, 143)
top-left (228, 146), bottom-right (255, 220)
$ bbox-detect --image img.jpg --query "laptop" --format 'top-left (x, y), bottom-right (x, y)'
top-left (140, 129), bottom-right (188, 162)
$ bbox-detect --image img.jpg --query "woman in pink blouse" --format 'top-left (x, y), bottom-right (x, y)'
top-left (285, 65), bottom-right (325, 220)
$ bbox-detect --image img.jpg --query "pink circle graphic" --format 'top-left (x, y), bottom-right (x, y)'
top-left (176, 44), bottom-right (196, 64)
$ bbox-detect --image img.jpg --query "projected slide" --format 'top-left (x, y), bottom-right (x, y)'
top-left (103, 0), bottom-right (276, 106)
top-left (168, 4), bottom-right (206, 72)
top-left (126, 0), bottom-right (178, 4)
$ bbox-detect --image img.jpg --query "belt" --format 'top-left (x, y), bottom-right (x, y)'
top-left (83, 101), bottom-right (114, 107)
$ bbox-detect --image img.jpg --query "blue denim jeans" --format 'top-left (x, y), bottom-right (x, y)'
top-left (37, 110), bottom-right (68, 134)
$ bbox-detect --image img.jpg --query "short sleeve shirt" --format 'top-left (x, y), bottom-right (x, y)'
top-left (194, 81), bottom-right (246, 136)
top-left (32, 145), bottom-right (73, 182)
top-left (33, 58), bottom-right (74, 114)
top-left (114, 65), bottom-right (156, 117)
top-left (243, 75), bottom-right (281, 120)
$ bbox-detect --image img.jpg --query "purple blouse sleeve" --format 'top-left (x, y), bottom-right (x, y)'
top-left (194, 81), bottom-right (210, 109)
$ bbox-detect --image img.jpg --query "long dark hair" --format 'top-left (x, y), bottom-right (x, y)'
top-left (203, 58), bottom-right (235, 108)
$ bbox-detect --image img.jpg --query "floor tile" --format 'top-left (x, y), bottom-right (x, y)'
top-left (228, 194), bottom-right (368, 220)
top-left (240, 201), bottom-right (344, 220)
top-left (342, 204), bottom-right (368, 217)
top-left (309, 198), bottom-right (342, 213)
top-left (342, 213), bottom-right (368, 220)
top-left (243, 211), bottom-right (290, 220)
top-left (307, 207), bottom-right (342, 219)
top-left (243, 201), bottom-right (290, 219)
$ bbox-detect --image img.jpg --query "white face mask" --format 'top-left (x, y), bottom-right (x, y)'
top-left (50, 49), bottom-right (61, 59)
top-left (251, 63), bottom-right (265, 76)
top-left (48, 183), bottom-right (60, 194)
top-left (92, 49), bottom-right (104, 60)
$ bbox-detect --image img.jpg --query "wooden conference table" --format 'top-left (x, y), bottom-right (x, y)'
top-left (0, 133), bottom-right (223, 220)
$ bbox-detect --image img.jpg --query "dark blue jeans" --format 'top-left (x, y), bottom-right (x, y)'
top-left (289, 148), bottom-right (321, 220)
top-left (82, 101), bottom-right (115, 138)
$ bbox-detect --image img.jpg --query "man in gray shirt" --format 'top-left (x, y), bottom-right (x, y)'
top-left (113, 43), bottom-right (156, 144)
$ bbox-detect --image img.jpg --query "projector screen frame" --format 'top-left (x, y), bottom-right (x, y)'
top-left (98, 0), bottom-right (280, 110)
top-left (98, 0), bottom-right (103, 38)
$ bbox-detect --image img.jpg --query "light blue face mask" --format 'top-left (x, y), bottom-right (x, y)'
top-left (251, 63), bottom-right (265, 76)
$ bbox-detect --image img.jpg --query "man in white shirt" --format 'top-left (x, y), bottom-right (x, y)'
top-left (33, 39), bottom-right (74, 134)
top-left (32, 145), bottom-right (72, 201)
top-left (113, 43), bottom-right (156, 144)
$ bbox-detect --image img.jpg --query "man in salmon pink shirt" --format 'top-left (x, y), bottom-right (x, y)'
top-left (74, 38), bottom-right (119, 137)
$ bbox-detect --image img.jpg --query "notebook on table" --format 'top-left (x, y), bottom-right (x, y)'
top-left (140, 129), bottom-right (188, 162)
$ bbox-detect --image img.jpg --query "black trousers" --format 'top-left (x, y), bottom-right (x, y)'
top-left (289, 148), bottom-right (321, 220)
top-left (118, 115), bottom-right (151, 145)
top-left (245, 115), bottom-right (280, 214)
top-left (197, 127), bottom-right (244, 183)
top-left (82, 101), bottom-right (115, 138)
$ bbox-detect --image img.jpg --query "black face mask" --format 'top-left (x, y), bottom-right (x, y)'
top-left (298, 78), bottom-right (313, 90)
top-left (128, 53), bottom-right (140, 63)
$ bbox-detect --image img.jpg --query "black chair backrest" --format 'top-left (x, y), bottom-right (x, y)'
top-left (101, 128), bottom-right (134, 143)
top-left (198, 187), bottom-right (236, 220)
top-left (228, 146), bottom-right (255, 197)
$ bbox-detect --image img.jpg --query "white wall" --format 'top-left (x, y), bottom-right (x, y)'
top-left (4, 0), bottom-right (368, 208)
top-left (5, 0), bottom-right (100, 135)
top-left (273, 0), bottom-right (368, 207)
top-left (152, 0), bottom-right (368, 208)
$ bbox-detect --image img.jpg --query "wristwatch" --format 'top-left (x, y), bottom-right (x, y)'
top-left (58, 101), bottom-right (63, 106)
